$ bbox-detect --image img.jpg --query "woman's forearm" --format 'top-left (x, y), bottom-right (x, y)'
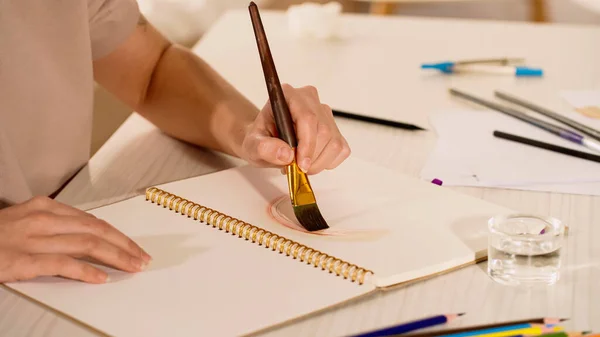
top-left (136, 44), bottom-right (259, 158)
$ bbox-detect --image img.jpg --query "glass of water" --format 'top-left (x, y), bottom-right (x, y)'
top-left (487, 214), bottom-right (566, 286)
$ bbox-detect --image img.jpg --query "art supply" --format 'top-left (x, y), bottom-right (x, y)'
top-left (3, 156), bottom-right (516, 337)
top-left (431, 178), bottom-right (443, 186)
top-left (509, 332), bottom-right (592, 337)
top-left (493, 130), bottom-right (600, 164)
top-left (449, 88), bottom-right (600, 154)
top-left (332, 109), bottom-right (426, 130)
top-left (494, 91), bottom-right (600, 142)
top-left (249, 1), bottom-right (328, 231)
top-left (437, 323), bottom-right (562, 337)
top-left (350, 313), bottom-right (464, 337)
top-left (423, 64), bottom-right (542, 77)
top-left (402, 317), bottom-right (568, 337)
top-left (530, 331), bottom-right (592, 337)
top-left (452, 57), bottom-right (526, 65)
top-left (422, 57), bottom-right (524, 68)
top-left (422, 58), bottom-right (541, 77)
top-left (487, 214), bottom-right (566, 286)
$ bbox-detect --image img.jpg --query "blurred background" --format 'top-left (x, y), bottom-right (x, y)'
top-left (92, 0), bottom-right (600, 155)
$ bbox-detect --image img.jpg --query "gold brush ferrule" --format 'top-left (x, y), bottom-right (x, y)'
top-left (285, 153), bottom-right (316, 207)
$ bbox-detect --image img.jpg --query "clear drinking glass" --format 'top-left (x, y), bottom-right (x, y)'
top-left (487, 214), bottom-right (566, 286)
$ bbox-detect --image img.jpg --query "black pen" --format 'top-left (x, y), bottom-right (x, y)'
top-left (493, 130), bottom-right (600, 164)
top-left (332, 109), bottom-right (426, 131)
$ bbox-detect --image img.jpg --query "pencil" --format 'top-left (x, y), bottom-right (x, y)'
top-left (494, 90), bottom-right (600, 142)
top-left (398, 318), bottom-right (568, 337)
top-left (437, 323), bottom-right (562, 337)
top-left (350, 313), bottom-right (464, 337)
top-left (510, 331), bottom-right (592, 337)
top-left (456, 57), bottom-right (525, 65)
top-left (532, 331), bottom-right (591, 337)
top-left (332, 109), bottom-right (426, 130)
top-left (493, 130), bottom-right (600, 164)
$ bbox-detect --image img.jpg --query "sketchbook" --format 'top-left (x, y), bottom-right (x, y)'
top-left (4, 157), bottom-right (513, 337)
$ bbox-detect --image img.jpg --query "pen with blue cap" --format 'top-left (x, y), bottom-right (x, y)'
top-left (421, 57), bottom-right (543, 77)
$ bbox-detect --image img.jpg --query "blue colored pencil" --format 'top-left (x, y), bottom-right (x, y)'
top-left (350, 313), bottom-right (465, 337)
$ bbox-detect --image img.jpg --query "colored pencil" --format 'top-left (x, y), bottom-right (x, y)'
top-left (448, 88), bottom-right (600, 153)
top-left (397, 318), bottom-right (568, 337)
top-left (332, 109), bottom-right (426, 130)
top-left (494, 90), bottom-right (600, 142)
top-left (535, 331), bottom-right (590, 337)
top-left (509, 331), bottom-right (592, 337)
top-left (493, 130), bottom-right (600, 164)
top-left (437, 323), bottom-right (562, 337)
top-left (350, 313), bottom-right (464, 337)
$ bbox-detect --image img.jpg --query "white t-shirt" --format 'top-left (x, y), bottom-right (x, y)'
top-left (0, 0), bottom-right (140, 206)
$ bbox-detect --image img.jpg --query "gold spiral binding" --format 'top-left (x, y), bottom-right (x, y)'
top-left (145, 187), bottom-right (374, 285)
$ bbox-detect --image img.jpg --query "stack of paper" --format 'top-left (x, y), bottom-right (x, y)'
top-left (420, 106), bottom-right (600, 196)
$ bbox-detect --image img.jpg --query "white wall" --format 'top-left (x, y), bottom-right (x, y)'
top-left (393, 0), bottom-right (600, 25)
top-left (137, 0), bottom-right (600, 46)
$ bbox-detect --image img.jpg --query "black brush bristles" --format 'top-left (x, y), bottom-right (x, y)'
top-left (293, 204), bottom-right (329, 232)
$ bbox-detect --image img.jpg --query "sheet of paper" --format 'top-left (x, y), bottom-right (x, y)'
top-left (561, 89), bottom-right (600, 119)
top-left (420, 109), bottom-right (600, 194)
top-left (5, 157), bottom-right (513, 337)
top-left (427, 173), bottom-right (600, 197)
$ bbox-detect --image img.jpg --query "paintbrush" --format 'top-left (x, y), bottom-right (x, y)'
top-left (248, 1), bottom-right (329, 232)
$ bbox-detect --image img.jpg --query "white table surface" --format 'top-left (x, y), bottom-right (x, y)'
top-left (1, 9), bottom-right (599, 337)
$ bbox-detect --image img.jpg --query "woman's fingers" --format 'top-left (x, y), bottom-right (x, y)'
top-left (14, 253), bottom-right (109, 284)
top-left (307, 109), bottom-right (350, 174)
top-left (26, 213), bottom-right (151, 263)
top-left (282, 84), bottom-right (318, 173)
top-left (247, 83), bottom-right (351, 174)
top-left (308, 136), bottom-right (350, 174)
top-left (27, 234), bottom-right (147, 273)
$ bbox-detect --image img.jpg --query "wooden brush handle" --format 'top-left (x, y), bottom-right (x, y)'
top-left (249, 2), bottom-right (298, 148)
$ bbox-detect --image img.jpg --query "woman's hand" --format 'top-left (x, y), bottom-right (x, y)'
top-left (239, 84), bottom-right (351, 175)
top-left (0, 196), bottom-right (151, 284)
